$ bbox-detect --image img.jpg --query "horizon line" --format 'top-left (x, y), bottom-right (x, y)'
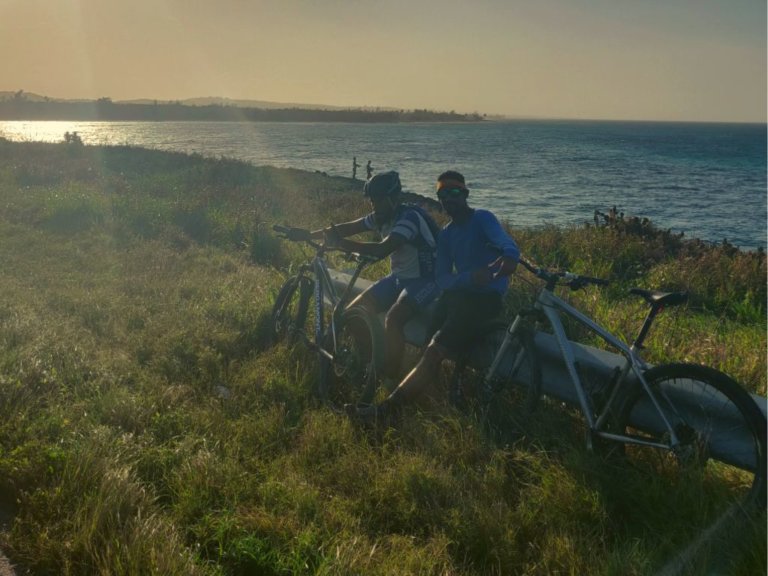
top-left (1, 90), bottom-right (765, 125)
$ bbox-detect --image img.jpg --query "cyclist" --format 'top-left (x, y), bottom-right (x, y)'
top-left (348, 170), bottom-right (520, 422)
top-left (314, 170), bottom-right (442, 380)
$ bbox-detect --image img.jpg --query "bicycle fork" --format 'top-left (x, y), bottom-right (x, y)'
top-left (311, 255), bottom-right (370, 364)
top-left (480, 313), bottom-right (532, 405)
top-left (310, 262), bottom-right (335, 362)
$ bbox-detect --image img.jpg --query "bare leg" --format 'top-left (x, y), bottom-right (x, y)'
top-left (382, 341), bottom-right (445, 408)
top-left (382, 298), bottom-right (416, 379)
top-left (347, 288), bottom-right (417, 380)
top-left (349, 340), bottom-right (446, 423)
top-left (345, 287), bottom-right (378, 314)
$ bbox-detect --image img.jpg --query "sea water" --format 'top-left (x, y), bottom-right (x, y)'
top-left (1, 119), bottom-right (765, 249)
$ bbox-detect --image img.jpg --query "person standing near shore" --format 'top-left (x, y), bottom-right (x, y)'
top-left (352, 156), bottom-right (361, 179)
top-left (348, 170), bottom-right (520, 422)
top-left (313, 170), bottom-right (441, 380)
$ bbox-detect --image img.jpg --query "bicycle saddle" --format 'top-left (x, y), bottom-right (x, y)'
top-left (629, 288), bottom-right (689, 307)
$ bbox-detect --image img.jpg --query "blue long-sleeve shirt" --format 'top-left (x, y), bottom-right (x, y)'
top-left (436, 209), bottom-right (520, 295)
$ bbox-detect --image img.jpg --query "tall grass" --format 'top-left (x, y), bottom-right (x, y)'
top-left (0, 139), bottom-right (764, 575)
top-left (510, 223), bottom-right (766, 394)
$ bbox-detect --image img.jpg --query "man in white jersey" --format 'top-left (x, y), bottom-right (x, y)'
top-left (347, 170), bottom-right (520, 424)
top-left (315, 171), bottom-right (441, 379)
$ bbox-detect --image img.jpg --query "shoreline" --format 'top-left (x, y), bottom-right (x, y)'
top-left (0, 137), bottom-right (763, 253)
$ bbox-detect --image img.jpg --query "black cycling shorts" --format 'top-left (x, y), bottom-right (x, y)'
top-left (428, 289), bottom-right (503, 359)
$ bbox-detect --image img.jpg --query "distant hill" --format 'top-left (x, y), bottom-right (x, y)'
top-left (0, 91), bottom-right (484, 123)
top-left (0, 91), bottom-right (358, 109)
top-left (0, 94), bottom-right (394, 112)
top-left (123, 97), bottom-right (331, 110)
top-left (138, 97), bottom-right (398, 112)
top-left (0, 91), bottom-right (54, 103)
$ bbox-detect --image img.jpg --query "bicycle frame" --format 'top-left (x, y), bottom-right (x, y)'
top-left (514, 287), bottom-right (685, 451)
top-left (305, 249), bottom-right (372, 363)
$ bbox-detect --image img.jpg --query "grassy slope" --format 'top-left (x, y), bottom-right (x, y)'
top-left (0, 140), bottom-right (764, 575)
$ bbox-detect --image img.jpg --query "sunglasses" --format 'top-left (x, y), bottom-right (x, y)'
top-left (437, 187), bottom-right (466, 200)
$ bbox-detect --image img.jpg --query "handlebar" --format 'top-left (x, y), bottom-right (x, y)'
top-left (519, 258), bottom-right (609, 290)
top-left (273, 224), bottom-right (319, 247)
top-left (272, 224), bottom-right (380, 265)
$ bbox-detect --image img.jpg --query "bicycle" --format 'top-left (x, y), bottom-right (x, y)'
top-left (270, 224), bottom-right (385, 410)
top-left (458, 257), bottom-right (766, 518)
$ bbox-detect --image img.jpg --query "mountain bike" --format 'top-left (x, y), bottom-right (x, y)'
top-left (463, 257), bottom-right (766, 517)
top-left (271, 225), bottom-right (385, 410)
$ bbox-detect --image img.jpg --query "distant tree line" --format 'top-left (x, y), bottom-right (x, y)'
top-left (0, 96), bottom-right (484, 123)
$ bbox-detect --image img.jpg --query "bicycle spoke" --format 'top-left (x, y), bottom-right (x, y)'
top-left (615, 364), bottom-right (766, 520)
top-left (271, 276), bottom-right (313, 344)
top-left (318, 306), bottom-right (384, 410)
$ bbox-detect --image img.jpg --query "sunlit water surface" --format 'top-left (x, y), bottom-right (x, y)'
top-left (1, 119), bottom-right (765, 249)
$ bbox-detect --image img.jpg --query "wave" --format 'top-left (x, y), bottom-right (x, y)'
top-left (640, 185), bottom-right (701, 192)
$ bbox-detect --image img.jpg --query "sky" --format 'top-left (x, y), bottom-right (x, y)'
top-left (1, 0), bottom-right (765, 122)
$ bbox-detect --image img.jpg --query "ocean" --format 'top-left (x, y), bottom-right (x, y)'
top-left (1, 119), bottom-right (765, 249)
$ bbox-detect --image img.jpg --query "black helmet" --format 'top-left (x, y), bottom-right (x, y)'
top-left (363, 170), bottom-right (401, 198)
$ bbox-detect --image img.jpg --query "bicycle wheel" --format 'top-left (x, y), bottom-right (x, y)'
top-left (614, 363), bottom-right (767, 514)
top-left (271, 275), bottom-right (313, 345)
top-left (454, 321), bottom-right (541, 429)
top-left (318, 305), bottom-right (385, 410)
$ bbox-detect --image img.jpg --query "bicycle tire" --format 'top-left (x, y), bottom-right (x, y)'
top-left (454, 320), bottom-right (541, 429)
top-left (318, 305), bottom-right (385, 411)
top-left (271, 275), bottom-right (313, 345)
top-left (614, 363), bottom-right (767, 514)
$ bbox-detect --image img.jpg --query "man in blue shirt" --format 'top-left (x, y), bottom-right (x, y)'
top-left (349, 170), bottom-right (520, 422)
top-left (318, 170), bottom-right (441, 379)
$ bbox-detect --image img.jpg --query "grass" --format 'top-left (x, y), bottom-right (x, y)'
top-left (0, 138), bottom-right (765, 575)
